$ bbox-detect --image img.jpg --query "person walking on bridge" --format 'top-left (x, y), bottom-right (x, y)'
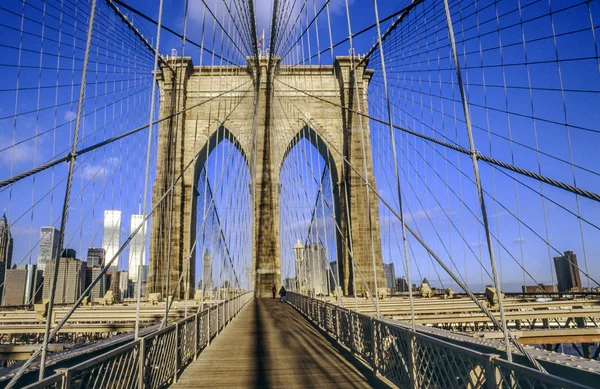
top-left (272, 285), bottom-right (276, 299)
top-left (279, 285), bottom-right (287, 302)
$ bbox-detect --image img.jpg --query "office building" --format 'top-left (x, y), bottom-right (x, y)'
top-left (133, 264), bottom-right (149, 297)
top-left (554, 251), bottom-right (583, 292)
top-left (37, 226), bottom-right (61, 273)
top-left (128, 214), bottom-right (146, 282)
top-left (108, 271), bottom-right (120, 295)
top-left (203, 250), bottom-right (213, 294)
top-left (87, 248), bottom-right (105, 268)
top-left (0, 214), bottom-right (13, 302)
top-left (328, 261), bottom-right (340, 292)
top-left (383, 263), bottom-right (396, 290)
top-left (283, 277), bottom-right (296, 291)
top-left (1, 265), bottom-right (42, 306)
top-left (119, 270), bottom-right (131, 300)
top-left (42, 252), bottom-right (87, 304)
top-left (85, 266), bottom-right (107, 301)
top-left (396, 277), bottom-right (409, 292)
top-left (102, 210), bottom-right (121, 271)
top-left (303, 242), bottom-right (328, 296)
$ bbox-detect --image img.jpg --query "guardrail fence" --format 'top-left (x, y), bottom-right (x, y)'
top-left (24, 292), bottom-right (253, 389)
top-left (287, 292), bottom-right (590, 389)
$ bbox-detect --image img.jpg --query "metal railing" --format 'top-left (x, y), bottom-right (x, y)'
top-left (287, 293), bottom-right (591, 389)
top-left (23, 292), bottom-right (253, 389)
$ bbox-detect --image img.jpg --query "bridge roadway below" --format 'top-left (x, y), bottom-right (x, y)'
top-left (171, 298), bottom-right (390, 388)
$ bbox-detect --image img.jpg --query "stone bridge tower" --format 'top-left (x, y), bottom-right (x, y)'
top-left (147, 55), bottom-right (386, 299)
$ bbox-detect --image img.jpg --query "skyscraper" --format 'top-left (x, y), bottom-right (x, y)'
top-left (203, 250), bottom-right (213, 295)
top-left (383, 263), bottom-right (396, 291)
top-left (119, 270), bottom-right (130, 300)
top-left (554, 251), bottom-right (583, 292)
top-left (85, 266), bottom-right (107, 301)
top-left (1, 265), bottom-right (42, 306)
top-left (304, 242), bottom-right (328, 296)
top-left (37, 226), bottom-right (61, 273)
top-left (102, 210), bottom-right (121, 271)
top-left (0, 214), bottom-right (13, 302)
top-left (87, 247), bottom-right (105, 268)
top-left (128, 214), bottom-right (146, 281)
top-left (42, 251), bottom-right (87, 304)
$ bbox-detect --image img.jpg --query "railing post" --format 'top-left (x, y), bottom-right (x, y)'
top-left (194, 313), bottom-right (199, 361)
top-left (484, 354), bottom-right (501, 389)
top-left (335, 307), bottom-right (340, 341)
top-left (55, 369), bottom-right (69, 389)
top-left (207, 306), bottom-right (211, 345)
top-left (408, 334), bottom-right (418, 389)
top-left (138, 338), bottom-right (145, 389)
top-left (370, 318), bottom-right (377, 373)
top-left (173, 323), bottom-right (179, 384)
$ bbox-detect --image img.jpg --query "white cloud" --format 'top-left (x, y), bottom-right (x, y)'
top-left (0, 137), bottom-right (39, 166)
top-left (64, 110), bottom-right (77, 122)
top-left (81, 164), bottom-right (109, 181)
top-left (513, 237), bottom-right (528, 244)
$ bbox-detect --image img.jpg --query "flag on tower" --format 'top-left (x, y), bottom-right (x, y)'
top-left (258, 29), bottom-right (264, 48)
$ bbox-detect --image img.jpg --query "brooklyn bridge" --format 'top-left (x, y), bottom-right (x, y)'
top-left (0, 0), bottom-right (599, 387)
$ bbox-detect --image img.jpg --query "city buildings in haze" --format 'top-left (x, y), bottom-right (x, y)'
top-left (128, 214), bottom-right (146, 282)
top-left (42, 251), bottom-right (87, 304)
top-left (0, 214), bottom-right (13, 303)
top-left (383, 263), bottom-right (396, 291)
top-left (87, 247), bottom-right (105, 268)
top-left (1, 265), bottom-right (42, 306)
top-left (203, 250), bottom-right (213, 294)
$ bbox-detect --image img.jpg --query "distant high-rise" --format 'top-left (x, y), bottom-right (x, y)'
top-left (396, 277), bottom-right (409, 292)
top-left (37, 226), bottom-right (61, 273)
top-left (304, 242), bottom-right (328, 296)
top-left (119, 271), bottom-right (130, 300)
top-left (107, 271), bottom-right (121, 300)
top-left (42, 252), bottom-right (87, 304)
top-left (329, 261), bottom-right (339, 292)
top-left (87, 248), bottom-right (105, 268)
top-left (102, 210), bottom-right (121, 271)
top-left (0, 214), bottom-right (13, 302)
top-left (85, 266), bottom-right (107, 301)
top-left (383, 263), bottom-right (396, 290)
top-left (554, 251), bottom-right (583, 292)
top-left (1, 265), bottom-right (42, 306)
top-left (203, 250), bottom-right (213, 294)
top-left (128, 214), bottom-right (146, 282)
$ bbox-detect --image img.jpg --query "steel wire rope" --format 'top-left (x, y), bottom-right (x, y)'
top-left (271, 80), bottom-right (547, 369)
top-left (2, 76), bottom-right (251, 386)
top-left (272, 77), bottom-right (600, 204)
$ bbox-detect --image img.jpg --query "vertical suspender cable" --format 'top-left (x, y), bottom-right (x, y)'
top-left (371, 0), bottom-right (415, 330)
top-left (38, 0), bottom-right (98, 381)
top-left (135, 0), bottom-right (165, 340)
top-left (343, 0), bottom-right (381, 318)
top-left (442, 0), bottom-right (513, 363)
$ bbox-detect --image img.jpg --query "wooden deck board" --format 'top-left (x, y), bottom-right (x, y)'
top-left (171, 298), bottom-right (389, 389)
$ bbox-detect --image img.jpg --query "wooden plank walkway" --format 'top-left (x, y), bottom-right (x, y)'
top-left (171, 298), bottom-right (391, 388)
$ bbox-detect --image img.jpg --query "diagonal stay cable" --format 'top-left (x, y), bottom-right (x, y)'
top-left (273, 78), bottom-right (600, 203)
top-left (0, 80), bottom-right (251, 189)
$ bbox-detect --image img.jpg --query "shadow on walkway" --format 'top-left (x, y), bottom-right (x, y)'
top-left (172, 298), bottom-right (391, 389)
